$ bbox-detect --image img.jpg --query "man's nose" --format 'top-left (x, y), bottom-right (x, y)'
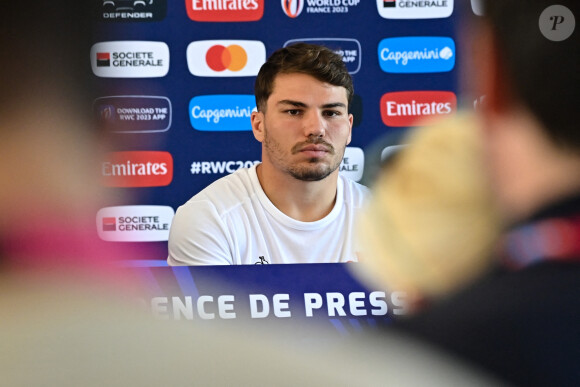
top-left (302, 111), bottom-right (325, 138)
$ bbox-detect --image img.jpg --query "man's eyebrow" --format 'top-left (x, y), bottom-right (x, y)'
top-left (276, 99), bottom-right (308, 108)
top-left (276, 100), bottom-right (347, 109)
top-left (321, 102), bottom-right (347, 109)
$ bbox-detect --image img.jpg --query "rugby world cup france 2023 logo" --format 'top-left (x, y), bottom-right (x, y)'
top-left (282, 0), bottom-right (304, 18)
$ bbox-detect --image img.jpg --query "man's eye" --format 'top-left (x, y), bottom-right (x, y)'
top-left (286, 109), bottom-right (301, 115)
top-left (324, 110), bottom-right (341, 117)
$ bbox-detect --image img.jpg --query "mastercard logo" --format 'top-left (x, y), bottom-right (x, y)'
top-left (187, 40), bottom-right (266, 77)
top-left (206, 45), bottom-right (247, 72)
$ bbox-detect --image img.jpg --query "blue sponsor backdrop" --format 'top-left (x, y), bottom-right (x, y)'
top-left (93, 1), bottom-right (472, 261)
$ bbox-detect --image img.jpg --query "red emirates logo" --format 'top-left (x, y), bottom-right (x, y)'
top-left (380, 91), bottom-right (457, 127)
top-left (101, 151), bottom-right (173, 187)
top-left (186, 0), bottom-right (264, 22)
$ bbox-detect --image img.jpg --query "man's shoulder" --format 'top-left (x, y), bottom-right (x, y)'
top-left (401, 263), bottom-right (580, 328)
top-left (181, 167), bottom-right (258, 214)
top-left (395, 263), bottom-right (580, 385)
top-left (339, 175), bottom-right (371, 205)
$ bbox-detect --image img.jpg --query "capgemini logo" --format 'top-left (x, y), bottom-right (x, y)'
top-left (378, 37), bottom-right (456, 73)
top-left (282, 0), bottom-right (304, 18)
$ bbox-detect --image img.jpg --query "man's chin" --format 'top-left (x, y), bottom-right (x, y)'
top-left (288, 163), bottom-right (336, 182)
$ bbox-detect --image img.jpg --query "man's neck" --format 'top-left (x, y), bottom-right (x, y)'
top-left (484, 109), bottom-right (580, 224)
top-left (256, 163), bottom-right (338, 222)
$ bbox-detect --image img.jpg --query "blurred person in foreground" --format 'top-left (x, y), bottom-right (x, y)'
top-left (357, 114), bottom-right (501, 306)
top-left (358, 0), bottom-right (580, 385)
top-left (0, 3), bottom-right (128, 277)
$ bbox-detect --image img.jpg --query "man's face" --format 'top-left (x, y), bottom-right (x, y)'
top-left (251, 72), bottom-right (353, 181)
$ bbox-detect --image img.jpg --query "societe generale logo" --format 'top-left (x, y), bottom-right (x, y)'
top-left (186, 0), bottom-right (264, 21)
top-left (101, 151), bottom-right (173, 187)
top-left (96, 205), bottom-right (175, 242)
top-left (377, 0), bottom-right (453, 19)
top-left (91, 41), bottom-right (169, 78)
top-left (339, 147), bottom-right (364, 182)
top-left (380, 91), bottom-right (457, 127)
top-left (187, 40), bottom-right (266, 77)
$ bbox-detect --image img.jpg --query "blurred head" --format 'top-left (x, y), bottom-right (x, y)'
top-left (254, 43), bottom-right (354, 112)
top-left (462, 1), bottom-right (580, 222)
top-left (0, 2), bottom-right (95, 120)
top-left (356, 115), bottom-right (500, 302)
top-left (0, 2), bottom-right (127, 272)
top-left (477, 0), bottom-right (579, 150)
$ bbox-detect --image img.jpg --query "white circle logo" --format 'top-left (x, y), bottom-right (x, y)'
top-left (539, 5), bottom-right (575, 41)
top-left (440, 46), bottom-right (453, 60)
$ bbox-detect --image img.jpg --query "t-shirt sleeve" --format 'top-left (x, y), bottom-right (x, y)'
top-left (167, 200), bottom-right (233, 266)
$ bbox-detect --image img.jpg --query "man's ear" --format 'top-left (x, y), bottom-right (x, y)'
top-left (346, 113), bottom-right (353, 146)
top-left (251, 110), bottom-right (265, 143)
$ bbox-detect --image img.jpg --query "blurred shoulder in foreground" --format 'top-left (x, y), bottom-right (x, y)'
top-left (355, 113), bottom-right (501, 302)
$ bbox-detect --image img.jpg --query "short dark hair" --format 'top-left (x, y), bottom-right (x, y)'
top-left (482, 0), bottom-right (579, 150)
top-left (254, 43), bottom-right (354, 112)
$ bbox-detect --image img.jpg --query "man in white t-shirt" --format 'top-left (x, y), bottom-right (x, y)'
top-left (168, 43), bottom-right (370, 265)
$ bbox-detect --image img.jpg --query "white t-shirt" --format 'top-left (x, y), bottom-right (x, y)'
top-left (167, 164), bottom-right (370, 265)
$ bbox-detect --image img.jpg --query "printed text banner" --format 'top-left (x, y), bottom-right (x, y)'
top-left (125, 263), bottom-right (406, 332)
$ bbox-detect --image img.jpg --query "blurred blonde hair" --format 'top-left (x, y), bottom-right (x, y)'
top-left (356, 114), bottom-right (501, 299)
